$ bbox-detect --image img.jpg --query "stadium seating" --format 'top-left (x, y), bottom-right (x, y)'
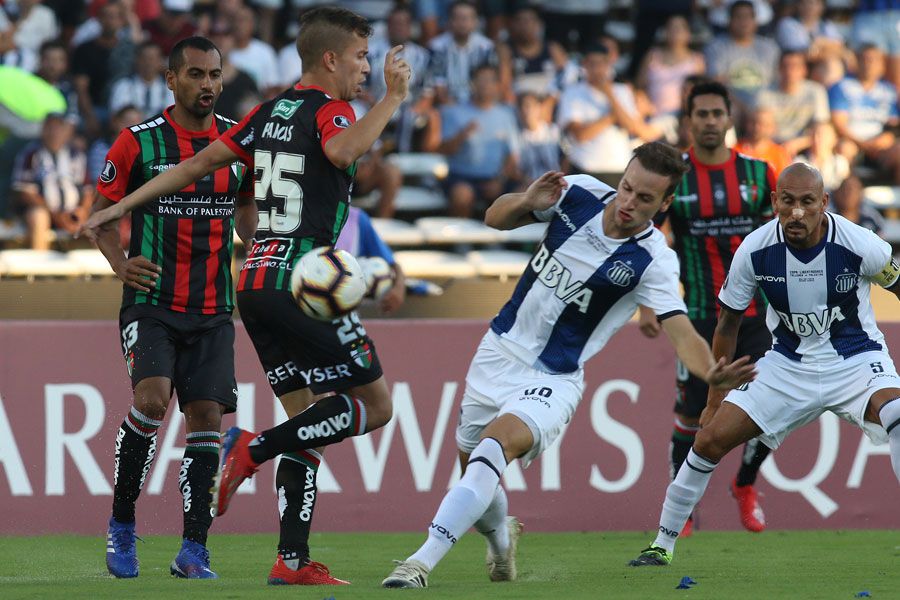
top-left (0, 249), bottom-right (82, 278)
top-left (415, 217), bottom-right (503, 244)
top-left (466, 249), bottom-right (532, 278)
top-left (67, 249), bottom-right (115, 277)
top-left (371, 218), bottom-right (426, 246)
top-left (393, 250), bottom-right (477, 278)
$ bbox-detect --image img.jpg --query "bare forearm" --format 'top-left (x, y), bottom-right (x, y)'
top-left (485, 192), bottom-right (537, 230)
top-left (326, 95), bottom-right (403, 169)
top-left (96, 223), bottom-right (127, 273)
top-left (234, 202), bottom-right (258, 247)
top-left (568, 115), bottom-right (613, 142)
top-left (673, 331), bottom-right (717, 381)
top-left (437, 130), bottom-right (470, 156)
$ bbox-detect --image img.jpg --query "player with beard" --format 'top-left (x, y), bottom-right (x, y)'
top-left (639, 80), bottom-right (776, 535)
top-left (91, 36), bottom-right (255, 579)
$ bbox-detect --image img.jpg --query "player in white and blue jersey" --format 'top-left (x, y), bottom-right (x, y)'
top-left (382, 142), bottom-right (757, 589)
top-left (630, 163), bottom-right (900, 568)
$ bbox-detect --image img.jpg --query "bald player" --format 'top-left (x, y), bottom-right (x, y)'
top-left (630, 163), bottom-right (900, 567)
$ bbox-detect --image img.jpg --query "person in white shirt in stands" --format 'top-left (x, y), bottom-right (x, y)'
top-left (109, 41), bottom-right (174, 119)
top-left (428, 0), bottom-right (497, 105)
top-left (227, 5), bottom-right (280, 97)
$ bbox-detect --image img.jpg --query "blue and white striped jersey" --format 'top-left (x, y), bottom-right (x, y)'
top-left (490, 175), bottom-right (687, 374)
top-left (718, 213), bottom-right (899, 362)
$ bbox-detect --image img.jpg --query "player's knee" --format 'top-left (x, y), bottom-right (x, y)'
top-left (184, 401), bottom-right (224, 431)
top-left (133, 396), bottom-right (167, 421)
top-left (693, 429), bottom-right (727, 462)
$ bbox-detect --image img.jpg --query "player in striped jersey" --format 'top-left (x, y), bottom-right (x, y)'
top-left (90, 37), bottom-right (255, 579)
top-left (382, 142), bottom-right (756, 589)
top-left (642, 80), bottom-right (777, 534)
top-left (630, 163), bottom-right (900, 568)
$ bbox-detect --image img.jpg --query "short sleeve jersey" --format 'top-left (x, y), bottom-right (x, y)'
top-left (219, 84), bottom-right (357, 293)
top-left (491, 174), bottom-right (687, 374)
top-left (662, 148), bottom-right (775, 321)
top-left (97, 108), bottom-right (250, 314)
top-left (719, 213), bottom-right (896, 362)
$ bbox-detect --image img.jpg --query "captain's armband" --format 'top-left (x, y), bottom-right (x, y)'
top-left (871, 257), bottom-right (900, 289)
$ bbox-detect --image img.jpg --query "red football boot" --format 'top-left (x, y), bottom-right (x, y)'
top-left (268, 556), bottom-right (350, 585)
top-left (731, 477), bottom-right (766, 532)
top-left (211, 427), bottom-right (258, 516)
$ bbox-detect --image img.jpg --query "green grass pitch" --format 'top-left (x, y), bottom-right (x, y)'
top-left (1, 530), bottom-right (896, 599)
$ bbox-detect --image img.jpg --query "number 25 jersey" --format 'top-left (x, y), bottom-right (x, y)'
top-left (220, 84), bottom-right (357, 292)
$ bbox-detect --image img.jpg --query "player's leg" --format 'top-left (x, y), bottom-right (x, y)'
top-left (631, 402), bottom-right (761, 566)
top-left (107, 313), bottom-right (175, 578)
top-left (868, 388), bottom-right (900, 482)
top-left (672, 359), bottom-right (703, 536)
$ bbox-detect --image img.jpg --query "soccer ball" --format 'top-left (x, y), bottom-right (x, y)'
top-left (290, 247), bottom-right (367, 321)
top-left (359, 256), bottom-right (395, 300)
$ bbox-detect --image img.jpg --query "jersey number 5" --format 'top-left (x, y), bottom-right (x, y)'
top-left (255, 150), bottom-right (304, 234)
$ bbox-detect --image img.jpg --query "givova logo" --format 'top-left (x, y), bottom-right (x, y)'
top-left (296, 412), bottom-right (351, 441)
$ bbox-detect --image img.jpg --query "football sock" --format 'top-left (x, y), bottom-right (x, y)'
top-left (670, 417), bottom-right (699, 480)
top-left (276, 450), bottom-right (322, 569)
top-left (409, 438), bottom-right (506, 570)
top-left (111, 407), bottom-right (162, 523)
top-left (249, 394), bottom-right (366, 463)
top-left (474, 485), bottom-right (510, 557)
top-left (879, 398), bottom-right (900, 483)
top-left (653, 448), bottom-right (718, 553)
top-left (735, 437), bottom-right (771, 487)
top-left (181, 431), bottom-right (221, 545)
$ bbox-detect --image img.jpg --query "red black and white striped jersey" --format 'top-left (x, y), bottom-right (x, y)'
top-left (97, 108), bottom-right (250, 314)
top-left (219, 84), bottom-right (357, 293)
top-left (660, 148), bottom-right (775, 320)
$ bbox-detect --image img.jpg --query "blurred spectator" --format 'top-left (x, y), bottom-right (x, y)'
top-left (11, 112), bottom-right (92, 249)
top-left (197, 0), bottom-right (243, 38)
top-left (798, 123), bottom-right (850, 192)
top-left (108, 41), bottom-right (174, 118)
top-left (556, 44), bottom-right (646, 178)
top-left (513, 90), bottom-right (561, 188)
top-left (365, 5), bottom-right (432, 152)
top-left (627, 0), bottom-right (693, 81)
top-left (72, 0), bottom-right (135, 138)
top-left (829, 174), bottom-right (884, 237)
top-left (0, 15), bottom-right (37, 71)
top-left (704, 0), bottom-right (779, 110)
top-left (36, 40), bottom-right (79, 121)
top-left (335, 206), bottom-right (406, 315)
top-left (636, 15), bottom-right (705, 117)
top-left (3, 0), bottom-right (59, 54)
top-left (428, 1), bottom-right (497, 105)
top-left (541, 0), bottom-right (609, 54)
top-left (775, 0), bottom-right (843, 58)
top-left (427, 64), bottom-right (519, 218)
top-left (497, 6), bottom-right (576, 103)
top-left (851, 0), bottom-right (900, 88)
top-left (756, 50), bottom-right (829, 156)
top-left (209, 23), bottom-right (260, 122)
top-left (146, 0), bottom-right (198, 56)
top-left (707, 0), bottom-right (773, 32)
top-left (87, 104), bottom-right (143, 181)
top-left (43, 0), bottom-right (90, 45)
top-left (734, 106), bottom-right (792, 177)
top-left (830, 44), bottom-right (900, 182)
top-left (352, 146), bottom-right (403, 219)
top-left (228, 5), bottom-right (280, 96)
top-left (71, 0), bottom-right (144, 47)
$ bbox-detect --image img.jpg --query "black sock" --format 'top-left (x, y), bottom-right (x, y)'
top-left (736, 438), bottom-right (770, 487)
top-left (180, 431), bottom-right (221, 546)
top-left (111, 408), bottom-right (162, 524)
top-left (276, 450), bottom-right (322, 568)
top-left (249, 394), bottom-right (366, 464)
top-left (670, 418), bottom-right (699, 480)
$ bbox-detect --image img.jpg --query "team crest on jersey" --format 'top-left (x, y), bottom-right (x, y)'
top-left (271, 99), bottom-right (304, 120)
top-left (350, 341), bottom-right (373, 369)
top-left (835, 272), bottom-right (858, 293)
top-left (333, 115), bottom-right (351, 129)
top-left (606, 260), bottom-right (635, 287)
top-left (100, 160), bottom-right (116, 183)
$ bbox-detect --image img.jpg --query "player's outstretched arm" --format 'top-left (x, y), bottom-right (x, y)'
top-left (78, 139), bottom-right (239, 241)
top-left (661, 313), bottom-right (755, 390)
top-left (485, 171), bottom-right (567, 230)
top-left (324, 45), bottom-right (410, 169)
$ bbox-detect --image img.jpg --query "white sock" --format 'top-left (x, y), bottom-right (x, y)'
top-left (474, 485), bottom-right (510, 556)
top-left (879, 398), bottom-right (900, 483)
top-left (409, 438), bottom-right (506, 570)
top-left (652, 448), bottom-right (718, 553)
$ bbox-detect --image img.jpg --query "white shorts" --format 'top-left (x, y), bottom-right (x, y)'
top-left (456, 332), bottom-right (584, 467)
top-left (724, 350), bottom-right (899, 449)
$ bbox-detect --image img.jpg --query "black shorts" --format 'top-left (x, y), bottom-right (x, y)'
top-left (674, 316), bottom-right (771, 418)
top-left (237, 289), bottom-right (384, 397)
top-left (119, 304), bottom-right (237, 413)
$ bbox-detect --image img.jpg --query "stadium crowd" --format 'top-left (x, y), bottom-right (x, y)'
top-left (0, 0), bottom-right (899, 249)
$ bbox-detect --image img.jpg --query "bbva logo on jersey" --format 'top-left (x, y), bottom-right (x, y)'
top-left (530, 245), bottom-right (592, 313)
top-left (775, 307), bottom-right (845, 337)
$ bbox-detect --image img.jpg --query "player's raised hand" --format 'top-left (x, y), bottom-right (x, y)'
top-left (114, 255), bottom-right (161, 293)
top-left (384, 45), bottom-right (411, 102)
top-left (526, 171), bottom-right (567, 212)
top-left (705, 355), bottom-right (755, 391)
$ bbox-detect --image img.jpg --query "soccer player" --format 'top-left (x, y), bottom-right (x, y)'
top-left (629, 163), bottom-right (900, 567)
top-left (81, 7), bottom-right (411, 585)
top-left (640, 80), bottom-right (776, 534)
top-left (92, 37), bottom-right (255, 579)
top-left (380, 142), bottom-right (757, 589)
